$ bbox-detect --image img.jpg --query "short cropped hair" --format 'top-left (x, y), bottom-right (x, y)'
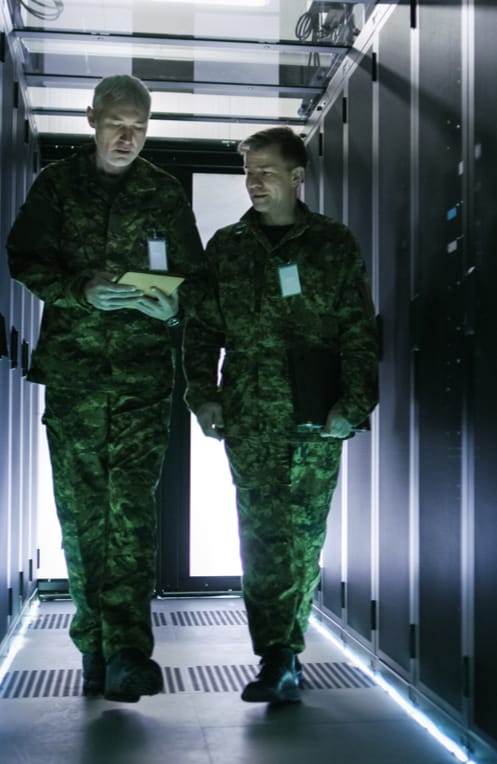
top-left (92, 75), bottom-right (151, 116)
top-left (238, 127), bottom-right (307, 169)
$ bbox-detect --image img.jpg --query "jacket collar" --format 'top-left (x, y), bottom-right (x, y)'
top-left (235, 200), bottom-right (312, 244)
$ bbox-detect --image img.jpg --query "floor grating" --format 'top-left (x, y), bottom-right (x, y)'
top-left (0, 661), bottom-right (374, 699)
top-left (29, 612), bottom-right (73, 630)
top-left (167, 610), bottom-right (248, 626)
top-left (31, 609), bottom-right (248, 631)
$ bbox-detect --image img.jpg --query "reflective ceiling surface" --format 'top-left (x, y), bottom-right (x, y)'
top-left (9, 0), bottom-right (373, 142)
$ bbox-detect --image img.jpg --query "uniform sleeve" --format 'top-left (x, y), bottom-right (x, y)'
top-left (182, 235), bottom-right (226, 414)
top-left (6, 168), bottom-right (94, 309)
top-left (336, 234), bottom-right (379, 426)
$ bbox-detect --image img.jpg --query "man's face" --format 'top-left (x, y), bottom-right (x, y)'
top-left (86, 96), bottom-right (149, 174)
top-left (243, 144), bottom-right (304, 225)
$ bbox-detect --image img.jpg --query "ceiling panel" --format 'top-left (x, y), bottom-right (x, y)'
top-left (11, 0), bottom-right (371, 141)
top-left (17, 0), bottom-right (309, 39)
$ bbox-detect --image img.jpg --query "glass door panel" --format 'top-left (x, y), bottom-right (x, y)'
top-left (189, 172), bottom-right (247, 577)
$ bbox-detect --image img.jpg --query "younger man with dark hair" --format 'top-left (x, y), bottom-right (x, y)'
top-left (183, 126), bottom-right (379, 703)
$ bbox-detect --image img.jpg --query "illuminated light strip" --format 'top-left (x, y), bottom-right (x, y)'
top-left (0, 599), bottom-right (40, 685)
top-left (309, 615), bottom-right (477, 764)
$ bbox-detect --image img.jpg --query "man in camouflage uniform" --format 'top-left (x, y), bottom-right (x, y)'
top-left (7, 75), bottom-right (204, 702)
top-left (182, 127), bottom-right (378, 703)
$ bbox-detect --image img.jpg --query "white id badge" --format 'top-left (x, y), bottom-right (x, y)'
top-left (147, 238), bottom-right (168, 271)
top-left (278, 263), bottom-right (302, 297)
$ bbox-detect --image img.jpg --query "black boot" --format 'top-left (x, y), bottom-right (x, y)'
top-left (82, 651), bottom-right (105, 696)
top-left (241, 646), bottom-right (301, 703)
top-left (295, 655), bottom-right (303, 686)
top-left (104, 648), bottom-right (164, 703)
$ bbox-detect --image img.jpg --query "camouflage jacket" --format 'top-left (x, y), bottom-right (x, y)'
top-left (7, 143), bottom-right (204, 391)
top-left (183, 201), bottom-right (379, 439)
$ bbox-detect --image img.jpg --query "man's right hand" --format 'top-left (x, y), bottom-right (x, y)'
top-left (84, 272), bottom-right (144, 311)
top-left (196, 402), bottom-right (225, 440)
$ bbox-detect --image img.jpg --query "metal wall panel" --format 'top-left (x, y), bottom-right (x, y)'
top-left (416, 0), bottom-right (464, 712)
top-left (323, 98), bottom-right (344, 222)
top-left (315, 1), bottom-right (497, 756)
top-left (0, 23), bottom-right (39, 644)
top-left (0, 14), bottom-right (8, 642)
top-left (472, 0), bottom-right (497, 744)
top-left (321, 99), bottom-right (345, 619)
top-left (0, 24), bottom-right (15, 644)
top-left (344, 50), bottom-right (374, 643)
top-left (9, 85), bottom-right (25, 621)
top-left (303, 128), bottom-right (321, 213)
top-left (376, 5), bottom-right (412, 674)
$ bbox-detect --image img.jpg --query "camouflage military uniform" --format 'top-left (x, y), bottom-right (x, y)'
top-left (183, 201), bottom-right (378, 655)
top-left (7, 143), bottom-right (204, 660)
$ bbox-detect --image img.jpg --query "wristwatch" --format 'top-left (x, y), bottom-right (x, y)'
top-left (165, 308), bottom-right (184, 328)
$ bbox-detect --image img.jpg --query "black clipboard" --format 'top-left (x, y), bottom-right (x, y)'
top-left (287, 347), bottom-right (370, 432)
top-left (288, 347), bottom-right (341, 426)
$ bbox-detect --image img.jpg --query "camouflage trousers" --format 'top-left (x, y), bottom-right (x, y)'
top-left (225, 436), bottom-right (342, 656)
top-left (42, 386), bottom-right (171, 661)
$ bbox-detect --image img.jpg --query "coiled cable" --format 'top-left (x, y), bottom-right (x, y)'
top-left (19, 0), bottom-right (64, 22)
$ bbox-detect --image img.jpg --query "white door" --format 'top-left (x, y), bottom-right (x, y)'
top-left (189, 172), bottom-right (248, 577)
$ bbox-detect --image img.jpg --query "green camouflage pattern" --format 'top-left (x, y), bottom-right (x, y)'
top-left (226, 436), bottom-right (342, 655)
top-left (183, 201), bottom-right (379, 436)
top-left (42, 387), bottom-right (170, 660)
top-left (182, 201), bottom-right (378, 655)
top-left (7, 143), bottom-right (205, 390)
top-left (7, 144), bottom-right (205, 660)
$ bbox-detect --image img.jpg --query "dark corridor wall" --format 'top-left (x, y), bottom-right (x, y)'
top-left (0, 7), bottom-right (40, 648)
top-left (305, 2), bottom-right (497, 759)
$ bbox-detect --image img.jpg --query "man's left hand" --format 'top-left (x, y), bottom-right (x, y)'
top-left (320, 405), bottom-right (353, 439)
top-left (131, 287), bottom-right (180, 321)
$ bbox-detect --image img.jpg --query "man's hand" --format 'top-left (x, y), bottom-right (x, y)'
top-left (85, 274), bottom-right (180, 321)
top-left (320, 403), bottom-right (353, 439)
top-left (131, 287), bottom-right (180, 321)
top-left (196, 402), bottom-right (225, 440)
top-left (84, 272), bottom-right (144, 311)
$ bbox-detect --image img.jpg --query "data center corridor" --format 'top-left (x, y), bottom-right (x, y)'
top-left (0, 596), bottom-right (468, 764)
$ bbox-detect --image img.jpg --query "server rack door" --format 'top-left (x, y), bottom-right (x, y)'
top-left (16, 102), bottom-right (38, 609)
top-left (323, 97), bottom-right (344, 223)
top-left (472, 0), bottom-right (497, 744)
top-left (304, 129), bottom-right (321, 213)
top-left (0, 38), bottom-right (40, 630)
top-left (345, 50), bottom-right (374, 643)
top-left (376, 5), bottom-right (412, 675)
top-left (0, 365), bottom-right (8, 641)
top-left (321, 99), bottom-right (345, 620)
top-left (5, 54), bottom-right (23, 624)
top-left (0, 30), bottom-right (10, 642)
top-left (417, 1), bottom-right (464, 712)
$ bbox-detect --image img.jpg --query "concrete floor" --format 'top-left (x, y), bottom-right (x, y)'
top-left (0, 597), bottom-right (465, 764)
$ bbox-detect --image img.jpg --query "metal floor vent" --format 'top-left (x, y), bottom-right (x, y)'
top-left (163, 610), bottom-right (248, 627)
top-left (29, 609), bottom-right (247, 631)
top-left (29, 612), bottom-right (72, 630)
top-left (0, 662), bottom-right (373, 699)
top-left (0, 668), bottom-right (84, 699)
top-left (186, 662), bottom-right (374, 693)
